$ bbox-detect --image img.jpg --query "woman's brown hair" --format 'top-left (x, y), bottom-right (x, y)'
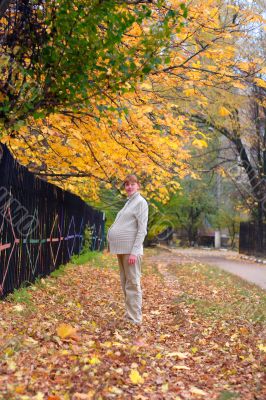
top-left (123, 174), bottom-right (141, 188)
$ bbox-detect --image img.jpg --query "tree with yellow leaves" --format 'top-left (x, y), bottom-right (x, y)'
top-left (160, 0), bottom-right (266, 250)
top-left (1, 0), bottom-right (265, 207)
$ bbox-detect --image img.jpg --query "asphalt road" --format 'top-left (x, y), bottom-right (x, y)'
top-left (171, 248), bottom-right (266, 290)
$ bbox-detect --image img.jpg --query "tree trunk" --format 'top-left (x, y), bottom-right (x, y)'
top-left (0, 0), bottom-right (10, 17)
top-left (256, 201), bottom-right (264, 255)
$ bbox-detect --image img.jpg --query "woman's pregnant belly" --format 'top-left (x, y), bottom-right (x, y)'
top-left (107, 225), bottom-right (136, 242)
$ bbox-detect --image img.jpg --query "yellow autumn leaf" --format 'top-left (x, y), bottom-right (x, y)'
top-left (159, 334), bottom-right (171, 341)
top-left (162, 383), bottom-right (169, 393)
top-left (60, 349), bottom-right (70, 355)
top-left (140, 81), bottom-right (152, 90)
top-left (89, 356), bottom-right (101, 365)
top-left (191, 346), bottom-right (198, 354)
top-left (219, 106), bottom-right (231, 117)
top-left (7, 359), bottom-right (17, 371)
top-left (127, 22), bottom-right (142, 36)
top-left (141, 104), bottom-right (154, 113)
top-left (56, 323), bottom-right (77, 339)
top-left (15, 385), bottom-right (26, 394)
top-left (0, 17), bottom-right (8, 24)
top-left (254, 78), bottom-right (266, 89)
top-left (190, 387), bottom-right (208, 396)
top-left (183, 88), bottom-right (195, 97)
top-left (129, 369), bottom-right (144, 385)
top-left (257, 343), bottom-right (266, 352)
top-left (192, 138), bottom-right (208, 148)
top-left (237, 61), bottom-right (251, 71)
top-left (233, 81), bottom-right (246, 90)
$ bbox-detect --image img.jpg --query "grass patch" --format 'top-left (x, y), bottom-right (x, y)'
top-left (71, 250), bottom-right (102, 265)
top-left (171, 262), bottom-right (266, 324)
top-left (71, 250), bottom-right (119, 270)
top-left (5, 283), bottom-right (37, 315)
top-left (174, 293), bottom-right (234, 318)
top-left (6, 284), bottom-right (32, 305)
top-left (50, 262), bottom-right (71, 278)
top-left (217, 391), bottom-right (240, 400)
top-left (32, 276), bottom-right (47, 289)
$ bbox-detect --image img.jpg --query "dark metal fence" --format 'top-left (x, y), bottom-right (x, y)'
top-left (239, 221), bottom-right (266, 257)
top-left (0, 144), bottom-right (105, 298)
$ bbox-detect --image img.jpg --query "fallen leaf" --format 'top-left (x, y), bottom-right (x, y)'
top-left (7, 359), bottom-right (16, 371)
top-left (23, 337), bottom-right (38, 347)
top-left (13, 304), bottom-right (25, 312)
top-left (129, 369), bottom-right (144, 385)
top-left (239, 327), bottom-right (249, 335)
top-left (114, 367), bottom-right (124, 375)
top-left (114, 331), bottom-right (125, 342)
top-left (191, 347), bottom-right (198, 354)
top-left (56, 323), bottom-right (77, 339)
top-left (33, 393), bottom-right (45, 400)
top-left (258, 343), bottom-right (266, 352)
top-left (190, 387), bottom-right (208, 396)
top-left (15, 385), bottom-right (27, 394)
top-left (110, 386), bottom-right (123, 395)
top-left (159, 334), bottom-right (171, 341)
top-left (89, 356), bottom-right (101, 365)
top-left (167, 351), bottom-right (188, 359)
top-left (133, 336), bottom-right (147, 347)
top-left (162, 383), bottom-right (169, 392)
top-left (173, 365), bottom-right (190, 370)
top-left (73, 394), bottom-right (93, 400)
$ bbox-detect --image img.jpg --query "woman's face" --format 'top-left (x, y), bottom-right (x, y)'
top-left (124, 181), bottom-right (140, 197)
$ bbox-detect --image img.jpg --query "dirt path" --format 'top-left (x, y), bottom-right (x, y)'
top-left (156, 247), bottom-right (266, 290)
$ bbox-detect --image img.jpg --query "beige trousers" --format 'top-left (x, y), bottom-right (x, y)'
top-left (117, 254), bottom-right (142, 324)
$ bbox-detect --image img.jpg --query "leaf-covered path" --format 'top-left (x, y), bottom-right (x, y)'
top-left (0, 248), bottom-right (265, 400)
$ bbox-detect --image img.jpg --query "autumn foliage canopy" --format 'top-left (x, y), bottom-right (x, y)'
top-left (0, 0), bottom-right (265, 201)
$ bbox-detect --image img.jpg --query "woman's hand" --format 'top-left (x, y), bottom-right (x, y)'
top-left (128, 254), bottom-right (137, 265)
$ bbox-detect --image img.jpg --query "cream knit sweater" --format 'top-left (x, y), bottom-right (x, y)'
top-left (107, 191), bottom-right (149, 256)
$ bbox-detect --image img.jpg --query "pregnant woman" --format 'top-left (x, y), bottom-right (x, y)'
top-left (107, 174), bottom-right (149, 326)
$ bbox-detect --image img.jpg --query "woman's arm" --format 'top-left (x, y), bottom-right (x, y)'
top-left (130, 200), bottom-right (149, 257)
